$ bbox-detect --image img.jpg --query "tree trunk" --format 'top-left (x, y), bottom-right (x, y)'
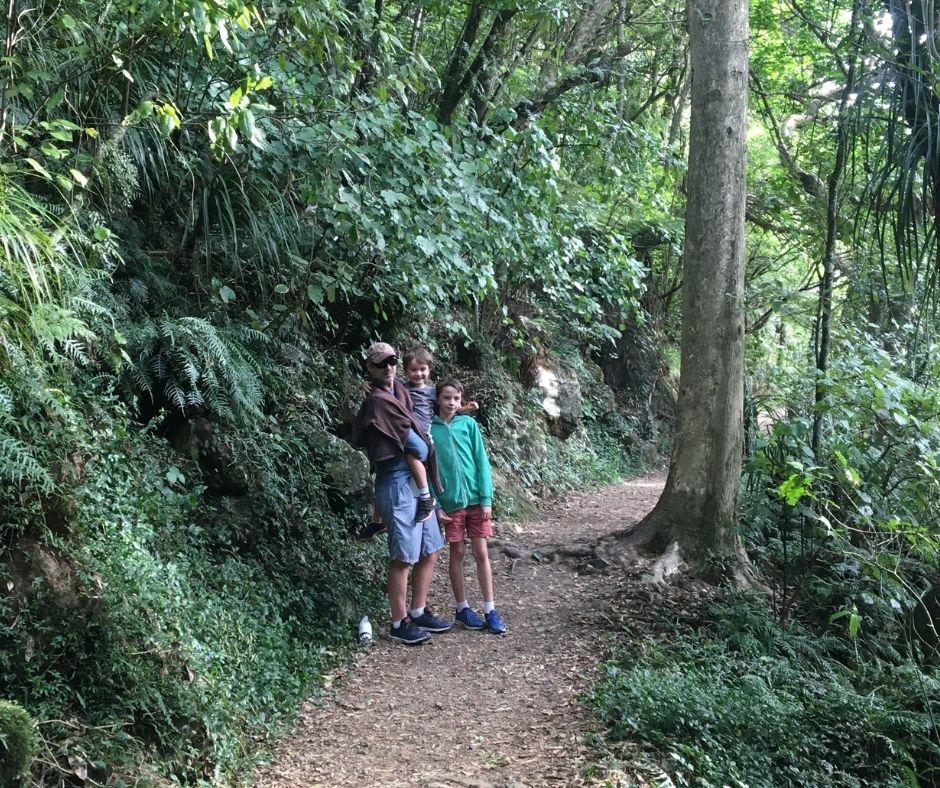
top-left (623, 0), bottom-right (752, 584)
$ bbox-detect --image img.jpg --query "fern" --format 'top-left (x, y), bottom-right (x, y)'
top-left (0, 432), bottom-right (54, 491)
top-left (644, 762), bottom-right (678, 788)
top-left (0, 374), bottom-right (57, 492)
top-left (126, 313), bottom-right (268, 423)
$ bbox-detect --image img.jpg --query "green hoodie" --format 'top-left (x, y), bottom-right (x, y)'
top-left (430, 414), bottom-right (493, 512)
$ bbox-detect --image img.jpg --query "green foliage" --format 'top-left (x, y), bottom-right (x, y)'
top-left (589, 594), bottom-right (940, 787)
top-left (742, 330), bottom-right (940, 649)
top-left (0, 700), bottom-right (36, 788)
top-left (126, 314), bottom-right (267, 421)
top-left (453, 343), bottom-right (640, 514)
top-left (0, 390), bottom-right (385, 783)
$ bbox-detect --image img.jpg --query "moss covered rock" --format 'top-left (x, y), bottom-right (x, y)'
top-left (0, 700), bottom-right (35, 788)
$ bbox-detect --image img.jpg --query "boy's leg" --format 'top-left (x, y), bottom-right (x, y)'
top-left (465, 506), bottom-right (505, 634)
top-left (404, 453), bottom-right (429, 491)
top-left (472, 535), bottom-right (505, 633)
top-left (448, 540), bottom-right (467, 604)
top-left (446, 510), bottom-right (484, 630)
top-left (404, 430), bottom-right (434, 522)
top-left (470, 536), bottom-right (495, 605)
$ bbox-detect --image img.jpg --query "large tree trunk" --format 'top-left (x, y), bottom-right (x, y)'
top-left (623, 0), bottom-right (752, 584)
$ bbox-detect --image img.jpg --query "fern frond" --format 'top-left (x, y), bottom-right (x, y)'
top-left (0, 431), bottom-right (54, 491)
top-left (164, 380), bottom-right (187, 411)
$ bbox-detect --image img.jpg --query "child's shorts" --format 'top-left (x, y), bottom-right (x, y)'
top-left (443, 505), bottom-right (492, 543)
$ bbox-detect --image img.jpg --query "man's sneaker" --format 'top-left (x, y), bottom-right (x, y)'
top-left (410, 608), bottom-right (452, 633)
top-left (356, 521), bottom-right (386, 541)
top-left (389, 620), bottom-right (430, 645)
top-left (415, 496), bottom-right (434, 523)
top-left (485, 609), bottom-right (507, 635)
top-left (455, 606), bottom-right (485, 630)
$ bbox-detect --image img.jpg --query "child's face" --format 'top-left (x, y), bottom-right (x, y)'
top-left (405, 360), bottom-right (431, 387)
top-left (438, 385), bottom-right (462, 420)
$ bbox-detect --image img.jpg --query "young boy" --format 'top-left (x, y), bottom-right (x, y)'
top-left (358, 348), bottom-right (477, 541)
top-left (430, 378), bottom-right (506, 635)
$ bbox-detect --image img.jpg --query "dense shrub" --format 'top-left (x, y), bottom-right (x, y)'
top-left (0, 390), bottom-right (387, 783)
top-left (0, 700), bottom-right (35, 788)
top-left (588, 594), bottom-right (940, 787)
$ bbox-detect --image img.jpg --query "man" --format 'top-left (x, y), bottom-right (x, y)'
top-left (351, 341), bottom-right (452, 644)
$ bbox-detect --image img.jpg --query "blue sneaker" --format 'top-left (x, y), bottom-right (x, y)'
top-left (455, 606), bottom-right (485, 630)
top-left (410, 608), bottom-right (452, 633)
top-left (389, 620), bottom-right (430, 645)
top-left (485, 609), bottom-right (506, 635)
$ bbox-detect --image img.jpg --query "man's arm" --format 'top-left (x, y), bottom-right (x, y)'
top-left (469, 420), bottom-right (493, 516)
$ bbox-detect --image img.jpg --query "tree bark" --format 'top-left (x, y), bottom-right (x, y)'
top-left (436, 1), bottom-right (485, 125)
top-left (623, 0), bottom-right (752, 584)
top-left (563, 0), bottom-right (615, 64)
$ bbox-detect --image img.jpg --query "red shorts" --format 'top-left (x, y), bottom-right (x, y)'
top-left (443, 505), bottom-right (492, 543)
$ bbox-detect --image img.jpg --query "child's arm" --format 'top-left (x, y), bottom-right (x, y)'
top-left (457, 401), bottom-right (479, 415)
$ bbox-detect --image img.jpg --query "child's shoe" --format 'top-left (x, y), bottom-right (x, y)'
top-left (356, 520), bottom-right (386, 541)
top-left (455, 607), bottom-right (485, 630)
top-left (484, 609), bottom-right (507, 635)
top-left (415, 495), bottom-right (434, 523)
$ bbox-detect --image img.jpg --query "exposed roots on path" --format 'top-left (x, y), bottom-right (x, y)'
top-left (253, 472), bottom-right (683, 788)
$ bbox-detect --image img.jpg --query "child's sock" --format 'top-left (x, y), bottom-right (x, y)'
top-left (456, 600), bottom-right (470, 611)
top-left (417, 486), bottom-right (430, 498)
top-left (483, 601), bottom-right (495, 614)
top-left (409, 606), bottom-right (425, 619)
top-left (391, 618), bottom-right (404, 629)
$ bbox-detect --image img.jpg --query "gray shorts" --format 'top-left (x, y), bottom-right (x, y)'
top-left (375, 474), bottom-right (445, 564)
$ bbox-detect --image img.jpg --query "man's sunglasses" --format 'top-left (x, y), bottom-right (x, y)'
top-left (373, 356), bottom-right (398, 368)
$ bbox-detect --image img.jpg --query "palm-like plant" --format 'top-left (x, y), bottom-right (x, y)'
top-left (0, 175), bottom-right (95, 489)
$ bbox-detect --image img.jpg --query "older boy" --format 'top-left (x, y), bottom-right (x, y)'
top-left (351, 342), bottom-right (452, 645)
top-left (430, 377), bottom-right (506, 635)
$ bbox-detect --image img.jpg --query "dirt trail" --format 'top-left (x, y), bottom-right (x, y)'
top-left (253, 473), bottom-right (665, 788)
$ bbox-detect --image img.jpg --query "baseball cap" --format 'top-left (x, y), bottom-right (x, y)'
top-left (365, 341), bottom-right (397, 365)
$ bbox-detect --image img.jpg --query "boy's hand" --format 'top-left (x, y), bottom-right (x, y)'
top-left (466, 400), bottom-right (479, 412)
top-left (482, 505), bottom-right (492, 521)
top-left (361, 380), bottom-right (374, 398)
top-left (437, 508), bottom-right (454, 523)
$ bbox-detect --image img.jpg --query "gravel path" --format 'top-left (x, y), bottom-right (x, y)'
top-left (252, 473), bottom-right (665, 788)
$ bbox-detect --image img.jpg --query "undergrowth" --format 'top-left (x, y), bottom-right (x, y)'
top-left (0, 387), bottom-right (386, 785)
top-left (588, 593), bottom-right (940, 787)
